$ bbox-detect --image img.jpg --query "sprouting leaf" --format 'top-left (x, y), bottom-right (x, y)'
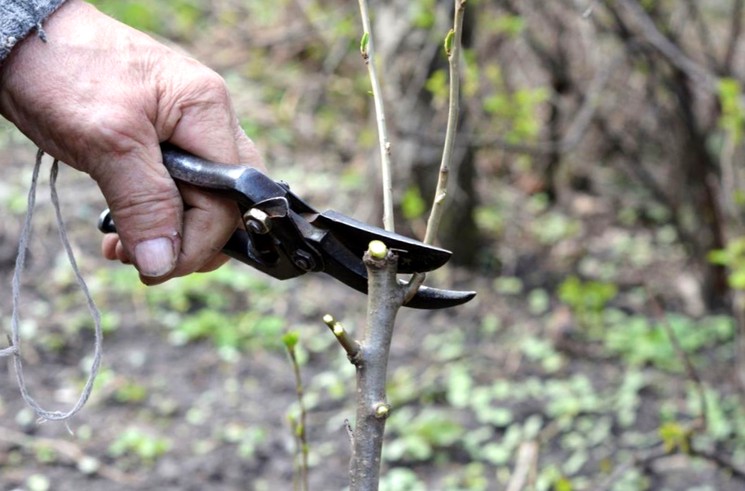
top-left (360, 32), bottom-right (369, 55)
top-left (554, 477), bottom-right (573, 491)
top-left (444, 29), bottom-right (455, 57)
top-left (658, 421), bottom-right (691, 454)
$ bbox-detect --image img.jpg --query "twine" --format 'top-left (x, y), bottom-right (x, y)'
top-left (0, 149), bottom-right (103, 425)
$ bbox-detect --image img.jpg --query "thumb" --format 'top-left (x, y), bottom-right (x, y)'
top-left (93, 142), bottom-right (183, 278)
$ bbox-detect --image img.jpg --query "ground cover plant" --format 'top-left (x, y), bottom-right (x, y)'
top-left (1, 0), bottom-right (745, 490)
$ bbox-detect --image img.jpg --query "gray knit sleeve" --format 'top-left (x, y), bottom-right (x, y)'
top-left (1, 0), bottom-right (67, 61)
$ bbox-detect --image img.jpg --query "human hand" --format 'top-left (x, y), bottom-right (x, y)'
top-left (0, 0), bottom-right (263, 284)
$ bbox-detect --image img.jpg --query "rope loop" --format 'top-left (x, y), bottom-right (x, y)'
top-left (2, 149), bottom-right (103, 424)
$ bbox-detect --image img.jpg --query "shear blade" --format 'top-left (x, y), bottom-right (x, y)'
top-left (402, 284), bottom-right (477, 309)
top-left (313, 210), bottom-right (451, 273)
top-left (318, 233), bottom-right (475, 309)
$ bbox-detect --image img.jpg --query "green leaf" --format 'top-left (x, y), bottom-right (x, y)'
top-left (707, 248), bottom-right (730, 265)
top-left (553, 477), bottom-right (573, 491)
top-left (729, 269), bottom-right (745, 290)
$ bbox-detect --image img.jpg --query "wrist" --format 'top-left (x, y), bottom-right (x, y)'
top-left (0, 0), bottom-right (75, 66)
top-left (0, 1), bottom-right (90, 83)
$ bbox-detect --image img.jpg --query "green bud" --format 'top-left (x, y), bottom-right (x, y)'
top-left (282, 331), bottom-right (300, 350)
top-left (444, 29), bottom-right (455, 57)
top-left (374, 403), bottom-right (390, 419)
top-left (360, 32), bottom-right (370, 55)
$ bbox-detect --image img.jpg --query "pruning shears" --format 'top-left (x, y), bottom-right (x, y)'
top-left (97, 145), bottom-right (476, 309)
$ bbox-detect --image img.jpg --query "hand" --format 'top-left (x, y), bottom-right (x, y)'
top-left (0, 0), bottom-right (263, 284)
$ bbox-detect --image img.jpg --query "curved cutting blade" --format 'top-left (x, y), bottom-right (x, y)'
top-left (401, 284), bottom-right (477, 309)
top-left (318, 231), bottom-right (476, 309)
top-left (312, 210), bottom-right (451, 274)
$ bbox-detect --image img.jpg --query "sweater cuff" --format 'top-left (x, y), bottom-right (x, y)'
top-left (0, 0), bottom-right (68, 61)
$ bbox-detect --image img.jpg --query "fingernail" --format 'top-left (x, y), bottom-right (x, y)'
top-left (135, 238), bottom-right (176, 277)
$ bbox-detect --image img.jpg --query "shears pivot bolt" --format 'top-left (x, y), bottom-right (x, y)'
top-left (244, 208), bottom-right (271, 234)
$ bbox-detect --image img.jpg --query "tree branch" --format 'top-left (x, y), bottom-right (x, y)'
top-left (607, 0), bottom-right (720, 92)
top-left (357, 0), bottom-right (395, 232)
top-left (724, 0), bottom-right (744, 72)
top-left (421, 0), bottom-right (467, 246)
top-left (406, 0), bottom-right (467, 302)
top-left (349, 243), bottom-right (404, 491)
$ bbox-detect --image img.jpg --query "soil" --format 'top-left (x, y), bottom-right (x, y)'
top-left (0, 137), bottom-right (742, 490)
top-left (1, 6), bottom-right (744, 488)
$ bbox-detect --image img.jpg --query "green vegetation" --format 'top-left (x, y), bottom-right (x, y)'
top-left (709, 237), bottom-right (745, 290)
top-left (108, 427), bottom-right (172, 465)
top-left (1, 0), bottom-right (744, 489)
top-left (87, 0), bottom-right (204, 38)
top-left (558, 276), bottom-right (618, 332)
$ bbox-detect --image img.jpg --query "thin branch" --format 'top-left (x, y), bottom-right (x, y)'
top-left (398, 51), bottom-right (621, 163)
top-left (405, 0), bottom-right (467, 302)
top-left (506, 441), bottom-right (539, 491)
top-left (357, 0), bottom-right (395, 232)
top-left (648, 295), bottom-right (707, 430)
top-left (464, 53), bottom-right (620, 154)
top-left (285, 338), bottom-right (309, 491)
top-left (593, 441), bottom-right (745, 490)
top-left (422, 1), bottom-right (466, 246)
top-left (690, 446), bottom-right (745, 482)
top-left (724, 0), bottom-right (744, 72)
top-left (291, 0), bottom-right (332, 50)
top-left (593, 444), bottom-right (669, 491)
top-left (680, 0), bottom-right (719, 73)
top-left (607, 0), bottom-right (720, 92)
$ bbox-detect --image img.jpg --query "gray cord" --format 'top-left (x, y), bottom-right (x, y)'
top-left (0, 149), bottom-right (103, 424)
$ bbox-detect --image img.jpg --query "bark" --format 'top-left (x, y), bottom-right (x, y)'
top-left (349, 249), bottom-right (403, 491)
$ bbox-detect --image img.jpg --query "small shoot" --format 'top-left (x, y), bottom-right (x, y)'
top-left (284, 330), bottom-right (309, 491)
top-left (659, 421), bottom-right (692, 454)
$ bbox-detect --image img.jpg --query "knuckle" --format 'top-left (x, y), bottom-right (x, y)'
top-left (199, 70), bottom-right (230, 101)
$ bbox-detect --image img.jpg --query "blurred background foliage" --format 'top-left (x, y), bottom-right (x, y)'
top-left (1, 0), bottom-right (745, 489)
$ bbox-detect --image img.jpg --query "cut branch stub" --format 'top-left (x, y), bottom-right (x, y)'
top-left (323, 314), bottom-right (361, 362)
top-left (367, 240), bottom-right (388, 259)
